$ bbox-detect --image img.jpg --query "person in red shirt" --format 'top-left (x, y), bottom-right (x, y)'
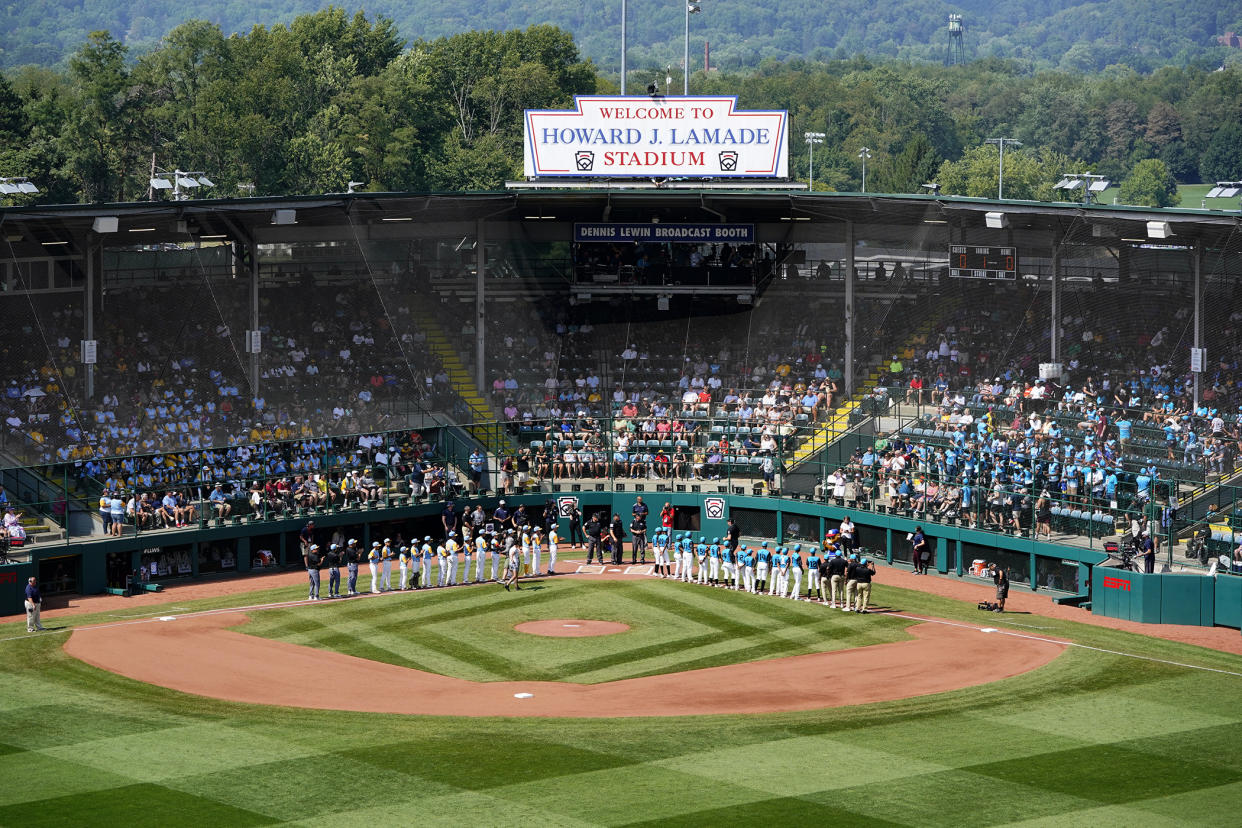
top-left (660, 502), bottom-right (675, 530)
top-left (907, 374), bottom-right (924, 405)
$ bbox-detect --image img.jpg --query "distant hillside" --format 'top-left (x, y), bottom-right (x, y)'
top-left (1, 0), bottom-right (1238, 73)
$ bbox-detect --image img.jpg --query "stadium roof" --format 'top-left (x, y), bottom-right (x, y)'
top-left (2, 190), bottom-right (1240, 255)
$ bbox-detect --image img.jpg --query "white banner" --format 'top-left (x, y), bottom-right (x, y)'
top-left (524, 96), bottom-right (788, 179)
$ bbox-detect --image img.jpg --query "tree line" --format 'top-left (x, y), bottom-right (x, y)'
top-left (0, 10), bottom-right (1240, 207)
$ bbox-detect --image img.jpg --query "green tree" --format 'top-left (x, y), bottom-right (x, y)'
top-left (936, 144), bottom-right (1076, 201)
top-left (1199, 122), bottom-right (1242, 183)
top-left (1118, 158), bottom-right (1178, 207)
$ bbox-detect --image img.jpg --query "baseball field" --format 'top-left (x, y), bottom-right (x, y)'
top-left (3, 571), bottom-right (1242, 826)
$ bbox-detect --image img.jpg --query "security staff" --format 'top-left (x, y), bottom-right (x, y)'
top-left (825, 550), bottom-right (848, 608)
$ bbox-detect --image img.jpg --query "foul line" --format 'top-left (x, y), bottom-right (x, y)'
top-left (884, 611), bottom-right (1242, 678)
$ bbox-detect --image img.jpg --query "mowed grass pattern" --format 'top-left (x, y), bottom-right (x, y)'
top-left (1, 577), bottom-right (1241, 826)
top-left (239, 578), bottom-right (913, 683)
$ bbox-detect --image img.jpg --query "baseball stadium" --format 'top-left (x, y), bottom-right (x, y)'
top-left (4, 139), bottom-right (1242, 824)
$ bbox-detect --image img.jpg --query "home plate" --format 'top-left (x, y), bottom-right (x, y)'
top-left (514, 692), bottom-right (534, 699)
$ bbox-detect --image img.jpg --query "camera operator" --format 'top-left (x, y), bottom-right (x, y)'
top-left (987, 563), bottom-right (1009, 613)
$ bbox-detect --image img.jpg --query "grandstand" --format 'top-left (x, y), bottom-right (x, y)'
top-left (3, 188), bottom-right (1242, 623)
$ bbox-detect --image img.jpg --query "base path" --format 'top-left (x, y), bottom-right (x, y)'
top-left (64, 612), bottom-right (1063, 718)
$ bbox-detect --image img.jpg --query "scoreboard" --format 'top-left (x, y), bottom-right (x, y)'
top-left (949, 245), bottom-right (1018, 280)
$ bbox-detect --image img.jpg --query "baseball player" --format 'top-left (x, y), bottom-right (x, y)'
top-left (708, 538), bottom-right (721, 586)
top-left (444, 533), bottom-right (460, 586)
top-left (398, 542), bottom-right (412, 590)
top-left (718, 540), bottom-right (732, 588)
top-left (461, 533), bottom-right (473, 584)
top-left (805, 545), bottom-right (821, 601)
top-left (742, 546), bottom-right (756, 592)
top-left (771, 547), bottom-right (787, 596)
top-left (651, 530), bottom-right (667, 577)
top-left (789, 544), bottom-right (803, 600)
top-left (436, 539), bottom-right (449, 586)
top-left (852, 556), bottom-right (876, 613)
top-left (546, 525), bottom-right (559, 575)
top-left (368, 541), bottom-right (382, 593)
top-left (491, 536), bottom-right (503, 581)
top-left (671, 533), bottom-right (683, 580)
top-left (420, 536), bottom-right (434, 588)
top-left (475, 531), bottom-right (489, 582)
top-left (531, 527), bottom-right (543, 575)
top-left (695, 537), bottom-right (708, 585)
top-left (755, 542), bottom-right (771, 594)
top-left (380, 538), bottom-right (394, 592)
top-left (843, 553), bottom-right (860, 612)
top-left (500, 539), bottom-right (522, 591)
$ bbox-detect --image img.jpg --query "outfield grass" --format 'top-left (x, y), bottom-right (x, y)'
top-left (2, 577), bottom-right (1241, 826)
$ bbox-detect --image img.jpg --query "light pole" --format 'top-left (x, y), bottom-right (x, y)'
top-left (621, 0), bottom-right (627, 94)
top-left (149, 168), bottom-right (216, 201)
top-left (858, 147), bottom-right (872, 193)
top-left (984, 137), bottom-right (1022, 200)
top-left (804, 132), bottom-right (825, 191)
top-left (684, 2), bottom-right (702, 95)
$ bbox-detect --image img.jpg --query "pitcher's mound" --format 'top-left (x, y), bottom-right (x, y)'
top-left (514, 619), bottom-right (630, 637)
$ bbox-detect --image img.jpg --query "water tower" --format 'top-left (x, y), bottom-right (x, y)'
top-left (946, 14), bottom-right (965, 66)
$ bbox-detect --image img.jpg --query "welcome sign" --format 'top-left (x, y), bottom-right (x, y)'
top-left (524, 96), bottom-right (788, 179)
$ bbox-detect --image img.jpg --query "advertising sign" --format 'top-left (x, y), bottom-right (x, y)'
top-left (524, 96), bottom-right (788, 178)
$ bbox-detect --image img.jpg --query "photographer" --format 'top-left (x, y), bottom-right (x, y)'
top-left (987, 563), bottom-right (1009, 613)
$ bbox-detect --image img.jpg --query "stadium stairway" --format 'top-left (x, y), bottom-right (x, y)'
top-left (419, 317), bottom-right (510, 453)
top-left (787, 297), bottom-right (961, 471)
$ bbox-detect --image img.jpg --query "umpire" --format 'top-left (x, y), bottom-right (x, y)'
top-left (343, 538), bottom-right (361, 596)
top-left (324, 543), bottom-right (342, 598)
top-left (585, 512), bottom-right (604, 564)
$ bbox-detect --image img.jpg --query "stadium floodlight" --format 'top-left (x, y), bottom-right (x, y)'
top-left (858, 147), bottom-right (872, 193)
top-left (1209, 181), bottom-right (1242, 201)
top-left (346, 180), bottom-right (365, 193)
top-left (984, 211), bottom-right (1008, 229)
top-left (1146, 220), bottom-right (1173, 239)
top-left (0, 176), bottom-right (39, 199)
top-left (1054, 172), bottom-right (1107, 204)
top-left (804, 131), bottom-right (825, 191)
top-left (149, 167), bottom-right (216, 200)
top-left (984, 137), bottom-right (1022, 200)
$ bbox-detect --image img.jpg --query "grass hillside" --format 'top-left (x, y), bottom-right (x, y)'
top-left (2, 0), bottom-right (1236, 72)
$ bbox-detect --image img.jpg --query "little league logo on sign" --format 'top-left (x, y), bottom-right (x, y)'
top-left (557, 496), bottom-right (579, 517)
top-left (524, 96), bottom-right (788, 178)
top-left (704, 497), bottom-right (727, 520)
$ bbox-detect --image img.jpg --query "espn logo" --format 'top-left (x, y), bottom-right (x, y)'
top-left (1102, 575), bottom-right (1131, 591)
